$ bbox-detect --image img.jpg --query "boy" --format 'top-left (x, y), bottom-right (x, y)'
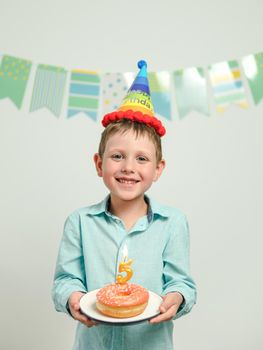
top-left (52, 61), bottom-right (196, 350)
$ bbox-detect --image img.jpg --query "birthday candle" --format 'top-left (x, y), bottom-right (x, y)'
top-left (116, 259), bottom-right (133, 284)
top-left (116, 246), bottom-right (133, 284)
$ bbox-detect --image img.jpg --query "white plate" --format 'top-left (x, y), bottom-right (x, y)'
top-left (80, 289), bottom-right (162, 325)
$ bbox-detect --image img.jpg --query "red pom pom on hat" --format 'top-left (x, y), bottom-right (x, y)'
top-left (101, 111), bottom-right (166, 136)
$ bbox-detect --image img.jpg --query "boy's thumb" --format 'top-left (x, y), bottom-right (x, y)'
top-left (160, 295), bottom-right (175, 313)
top-left (73, 301), bottom-right (80, 311)
top-left (159, 298), bottom-right (168, 313)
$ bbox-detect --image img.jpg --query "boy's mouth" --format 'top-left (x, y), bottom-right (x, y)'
top-left (116, 178), bottom-right (139, 184)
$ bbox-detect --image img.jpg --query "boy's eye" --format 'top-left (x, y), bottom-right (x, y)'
top-left (137, 156), bottom-right (148, 162)
top-left (111, 154), bottom-right (123, 160)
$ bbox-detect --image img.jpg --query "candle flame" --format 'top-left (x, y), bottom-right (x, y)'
top-left (122, 245), bottom-right (128, 262)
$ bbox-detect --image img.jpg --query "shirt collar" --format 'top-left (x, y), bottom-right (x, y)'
top-left (86, 194), bottom-right (170, 220)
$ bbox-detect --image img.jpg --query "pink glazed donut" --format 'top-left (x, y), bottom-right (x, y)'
top-left (96, 283), bottom-right (149, 318)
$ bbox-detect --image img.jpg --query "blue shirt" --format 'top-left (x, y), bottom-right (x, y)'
top-left (52, 196), bottom-right (197, 350)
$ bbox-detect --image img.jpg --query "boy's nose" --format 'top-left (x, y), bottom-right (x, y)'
top-left (121, 159), bottom-right (135, 173)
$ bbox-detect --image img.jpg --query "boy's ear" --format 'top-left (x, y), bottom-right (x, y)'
top-left (153, 159), bottom-right (166, 182)
top-left (93, 153), bottom-right (103, 177)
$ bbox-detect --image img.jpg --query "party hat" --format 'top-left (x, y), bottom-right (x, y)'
top-left (102, 60), bottom-right (166, 136)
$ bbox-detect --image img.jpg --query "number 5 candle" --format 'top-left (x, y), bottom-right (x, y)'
top-left (116, 259), bottom-right (133, 284)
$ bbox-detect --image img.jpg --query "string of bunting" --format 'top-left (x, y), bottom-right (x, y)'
top-left (0, 52), bottom-right (262, 121)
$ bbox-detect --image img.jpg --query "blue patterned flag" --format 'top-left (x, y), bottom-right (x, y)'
top-left (0, 55), bottom-right (32, 108)
top-left (208, 60), bottom-right (248, 112)
top-left (174, 67), bottom-right (209, 118)
top-left (67, 70), bottom-right (101, 120)
top-left (101, 72), bottom-right (135, 116)
top-left (148, 71), bottom-right (172, 120)
top-left (30, 64), bottom-right (67, 117)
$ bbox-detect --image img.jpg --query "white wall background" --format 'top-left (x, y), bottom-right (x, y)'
top-left (0, 0), bottom-right (263, 349)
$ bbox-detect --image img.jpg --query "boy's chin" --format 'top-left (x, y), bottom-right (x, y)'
top-left (110, 193), bottom-right (144, 202)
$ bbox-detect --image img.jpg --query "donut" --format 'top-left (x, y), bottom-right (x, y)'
top-left (96, 282), bottom-right (149, 318)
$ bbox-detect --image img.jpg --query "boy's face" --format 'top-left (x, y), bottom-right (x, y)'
top-left (94, 129), bottom-right (165, 203)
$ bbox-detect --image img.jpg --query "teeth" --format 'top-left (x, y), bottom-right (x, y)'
top-left (118, 179), bottom-right (137, 184)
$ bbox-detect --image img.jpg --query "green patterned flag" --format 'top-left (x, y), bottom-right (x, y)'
top-left (0, 55), bottom-right (32, 108)
top-left (242, 52), bottom-right (263, 105)
top-left (30, 64), bottom-right (67, 117)
top-left (148, 71), bottom-right (172, 120)
top-left (208, 60), bottom-right (248, 112)
top-left (174, 67), bottom-right (209, 118)
top-left (67, 69), bottom-right (101, 120)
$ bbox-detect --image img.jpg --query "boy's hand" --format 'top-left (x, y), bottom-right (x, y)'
top-left (68, 291), bottom-right (97, 328)
top-left (149, 292), bottom-right (184, 324)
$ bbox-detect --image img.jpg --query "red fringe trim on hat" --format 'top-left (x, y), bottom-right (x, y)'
top-left (101, 110), bottom-right (166, 137)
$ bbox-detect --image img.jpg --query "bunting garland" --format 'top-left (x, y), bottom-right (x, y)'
top-left (242, 52), bottom-right (263, 105)
top-left (67, 70), bottom-right (101, 120)
top-left (0, 55), bottom-right (32, 108)
top-left (174, 67), bottom-right (209, 118)
top-left (148, 71), bottom-right (172, 120)
top-left (101, 72), bottom-right (135, 116)
top-left (208, 60), bottom-right (249, 112)
top-left (0, 51), bottom-right (263, 121)
top-left (30, 64), bottom-right (67, 116)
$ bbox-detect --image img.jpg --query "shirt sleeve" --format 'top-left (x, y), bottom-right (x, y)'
top-left (162, 214), bottom-right (197, 320)
top-left (51, 212), bottom-right (87, 315)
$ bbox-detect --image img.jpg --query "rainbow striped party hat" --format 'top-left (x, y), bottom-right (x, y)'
top-left (102, 60), bottom-right (166, 136)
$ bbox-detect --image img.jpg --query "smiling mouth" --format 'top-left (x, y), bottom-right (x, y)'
top-left (116, 178), bottom-right (139, 184)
